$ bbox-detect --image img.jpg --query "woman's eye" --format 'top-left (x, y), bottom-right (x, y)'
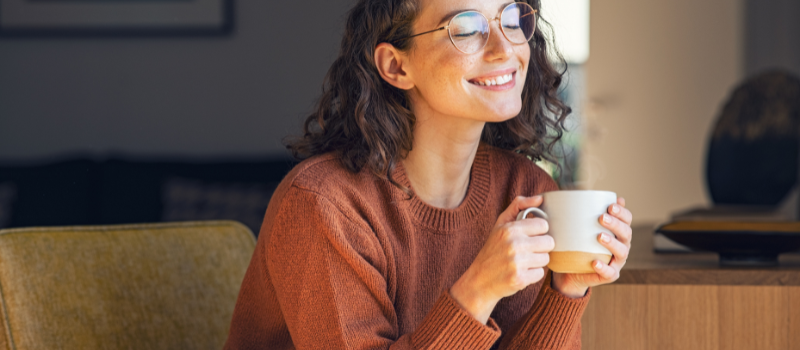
top-left (453, 30), bottom-right (479, 37)
top-left (503, 24), bottom-right (521, 30)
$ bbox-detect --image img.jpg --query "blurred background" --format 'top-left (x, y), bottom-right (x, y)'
top-left (0, 0), bottom-right (798, 232)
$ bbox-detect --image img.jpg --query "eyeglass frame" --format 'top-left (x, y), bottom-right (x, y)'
top-left (396, 2), bottom-right (538, 54)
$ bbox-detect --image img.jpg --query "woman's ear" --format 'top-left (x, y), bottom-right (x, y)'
top-left (374, 43), bottom-right (415, 90)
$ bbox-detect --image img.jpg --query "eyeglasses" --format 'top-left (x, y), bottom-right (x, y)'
top-left (399, 2), bottom-right (538, 54)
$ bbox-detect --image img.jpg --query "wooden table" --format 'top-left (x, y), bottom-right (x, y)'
top-left (581, 225), bottom-right (800, 350)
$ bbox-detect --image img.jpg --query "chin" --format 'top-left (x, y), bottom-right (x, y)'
top-left (486, 104), bottom-right (523, 122)
top-left (478, 111), bottom-right (520, 124)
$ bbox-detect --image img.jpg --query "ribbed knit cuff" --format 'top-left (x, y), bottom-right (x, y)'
top-left (411, 291), bottom-right (501, 350)
top-left (507, 281), bottom-right (591, 349)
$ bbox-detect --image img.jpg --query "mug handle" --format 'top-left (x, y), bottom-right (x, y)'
top-left (516, 207), bottom-right (549, 221)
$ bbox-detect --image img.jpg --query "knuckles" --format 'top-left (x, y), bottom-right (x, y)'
top-left (499, 223), bottom-right (518, 239)
top-left (499, 219), bottom-right (548, 240)
top-left (541, 235), bottom-right (555, 251)
top-left (529, 267), bottom-right (545, 283)
top-left (616, 247), bottom-right (630, 262)
top-left (529, 235), bottom-right (555, 253)
top-left (600, 266), bottom-right (620, 281)
top-left (606, 270), bottom-right (620, 282)
top-left (507, 271), bottom-right (526, 290)
top-left (532, 252), bottom-right (550, 266)
top-left (508, 267), bottom-right (545, 291)
top-left (506, 242), bottom-right (523, 258)
top-left (493, 212), bottom-right (555, 292)
top-left (531, 218), bottom-right (549, 233)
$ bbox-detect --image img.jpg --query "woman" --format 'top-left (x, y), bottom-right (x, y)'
top-left (226, 0), bottom-right (633, 348)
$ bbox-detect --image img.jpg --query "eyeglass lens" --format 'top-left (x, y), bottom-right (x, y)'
top-left (448, 3), bottom-right (537, 54)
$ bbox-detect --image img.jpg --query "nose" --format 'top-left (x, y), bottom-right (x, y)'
top-left (483, 18), bottom-right (514, 61)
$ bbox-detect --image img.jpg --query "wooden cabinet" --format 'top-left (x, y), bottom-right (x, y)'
top-left (581, 227), bottom-right (800, 350)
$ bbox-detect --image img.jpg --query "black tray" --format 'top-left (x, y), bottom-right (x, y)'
top-left (656, 221), bottom-right (800, 266)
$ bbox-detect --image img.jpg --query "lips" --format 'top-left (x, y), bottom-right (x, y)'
top-left (469, 73), bottom-right (514, 86)
top-left (467, 68), bottom-right (518, 88)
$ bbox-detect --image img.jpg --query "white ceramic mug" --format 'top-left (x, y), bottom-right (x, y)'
top-left (516, 190), bottom-right (617, 274)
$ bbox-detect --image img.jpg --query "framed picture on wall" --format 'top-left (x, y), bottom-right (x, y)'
top-left (0, 0), bottom-right (233, 36)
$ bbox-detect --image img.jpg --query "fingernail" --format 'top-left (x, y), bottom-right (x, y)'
top-left (611, 205), bottom-right (620, 214)
top-left (595, 261), bottom-right (602, 269)
top-left (600, 233), bottom-right (611, 243)
top-left (603, 214), bottom-right (612, 224)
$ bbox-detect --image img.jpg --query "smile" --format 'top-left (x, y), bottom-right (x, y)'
top-left (469, 73), bottom-right (514, 86)
top-left (468, 71), bottom-right (517, 91)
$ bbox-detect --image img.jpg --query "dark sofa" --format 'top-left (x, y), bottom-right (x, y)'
top-left (0, 157), bottom-right (297, 236)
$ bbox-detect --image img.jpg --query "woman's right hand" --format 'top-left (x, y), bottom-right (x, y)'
top-left (450, 195), bottom-right (554, 324)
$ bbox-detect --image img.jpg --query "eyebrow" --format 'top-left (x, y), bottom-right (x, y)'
top-left (435, 2), bottom-right (516, 26)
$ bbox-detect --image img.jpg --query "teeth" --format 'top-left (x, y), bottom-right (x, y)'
top-left (473, 73), bottom-right (513, 86)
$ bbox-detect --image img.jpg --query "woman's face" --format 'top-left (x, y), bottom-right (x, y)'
top-left (405, 0), bottom-right (531, 124)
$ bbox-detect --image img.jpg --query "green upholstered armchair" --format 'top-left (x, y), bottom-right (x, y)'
top-left (0, 220), bottom-right (255, 349)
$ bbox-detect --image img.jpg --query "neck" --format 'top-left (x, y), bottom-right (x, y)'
top-left (402, 106), bottom-right (486, 209)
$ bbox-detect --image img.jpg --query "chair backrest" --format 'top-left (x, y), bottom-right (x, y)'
top-left (0, 220), bottom-right (256, 350)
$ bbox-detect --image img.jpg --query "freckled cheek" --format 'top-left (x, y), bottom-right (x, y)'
top-left (416, 44), bottom-right (482, 92)
top-left (423, 59), bottom-right (461, 91)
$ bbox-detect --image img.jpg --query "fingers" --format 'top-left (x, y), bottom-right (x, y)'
top-left (617, 197), bottom-right (626, 207)
top-left (513, 217), bottom-right (549, 237)
top-left (517, 267), bottom-right (546, 288)
top-left (525, 234), bottom-right (555, 253)
top-left (592, 259), bottom-right (620, 281)
top-left (498, 195), bottom-right (544, 224)
top-left (599, 213), bottom-right (633, 245)
top-left (526, 267), bottom-right (546, 283)
top-left (597, 233), bottom-right (629, 263)
top-left (607, 203), bottom-right (633, 226)
top-left (508, 262), bottom-right (547, 291)
top-left (516, 251), bottom-right (550, 269)
top-left (502, 221), bottom-right (553, 252)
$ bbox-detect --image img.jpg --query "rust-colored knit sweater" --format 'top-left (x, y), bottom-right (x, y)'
top-left (225, 143), bottom-right (590, 350)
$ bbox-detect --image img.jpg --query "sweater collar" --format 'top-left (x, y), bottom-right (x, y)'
top-left (393, 143), bottom-right (492, 234)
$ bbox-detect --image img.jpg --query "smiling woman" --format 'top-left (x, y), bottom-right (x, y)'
top-left (285, 0), bottom-right (571, 189)
top-left (224, 0), bottom-right (634, 349)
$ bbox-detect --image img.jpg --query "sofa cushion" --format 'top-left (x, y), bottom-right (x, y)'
top-left (0, 221), bottom-right (255, 349)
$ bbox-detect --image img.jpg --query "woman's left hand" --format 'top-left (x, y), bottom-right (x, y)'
top-left (551, 197), bottom-right (633, 298)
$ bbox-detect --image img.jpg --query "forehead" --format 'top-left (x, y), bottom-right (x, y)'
top-left (416, 0), bottom-right (516, 27)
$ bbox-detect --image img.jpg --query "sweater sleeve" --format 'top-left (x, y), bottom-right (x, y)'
top-left (266, 186), bottom-right (501, 350)
top-left (495, 272), bottom-right (590, 350)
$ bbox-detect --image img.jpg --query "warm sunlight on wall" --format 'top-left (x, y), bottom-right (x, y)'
top-left (580, 0), bottom-right (743, 224)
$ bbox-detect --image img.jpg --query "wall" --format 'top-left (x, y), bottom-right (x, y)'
top-left (0, 0), bottom-right (353, 160)
top-left (4, 0), bottom-right (793, 225)
top-left (580, 0), bottom-right (744, 224)
top-left (745, 0), bottom-right (800, 76)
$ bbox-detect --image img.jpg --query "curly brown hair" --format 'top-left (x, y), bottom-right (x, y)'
top-left (286, 0), bottom-right (571, 190)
